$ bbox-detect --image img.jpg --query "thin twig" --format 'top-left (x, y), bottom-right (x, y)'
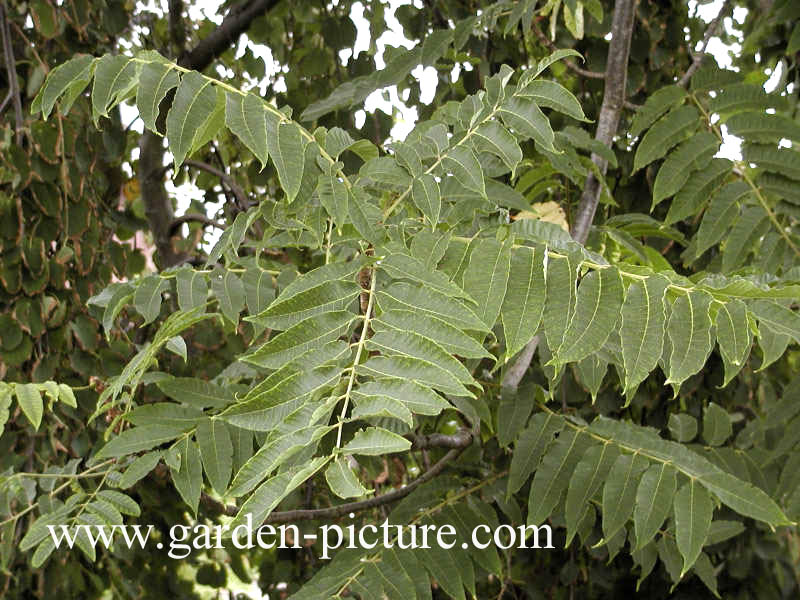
top-left (678, 0), bottom-right (731, 88)
top-left (183, 158), bottom-right (249, 208)
top-left (169, 213), bottom-right (226, 235)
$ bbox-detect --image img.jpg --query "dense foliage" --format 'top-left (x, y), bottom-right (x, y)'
top-left (2, 0), bottom-right (800, 598)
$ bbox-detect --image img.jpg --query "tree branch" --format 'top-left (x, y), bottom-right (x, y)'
top-left (502, 0), bottom-right (638, 393)
top-left (169, 213), bottom-right (226, 236)
top-left (570, 0), bottom-right (637, 246)
top-left (202, 432), bottom-right (472, 521)
top-left (678, 0), bottom-right (731, 88)
top-left (177, 0), bottom-right (280, 71)
top-left (0, 1), bottom-right (23, 145)
top-left (184, 159), bottom-right (248, 209)
top-left (139, 0), bottom-right (277, 267)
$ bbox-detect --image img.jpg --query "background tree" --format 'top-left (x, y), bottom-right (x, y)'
top-left (1, 0), bottom-right (800, 598)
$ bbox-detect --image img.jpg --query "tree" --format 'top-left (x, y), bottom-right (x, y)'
top-left (1, 0), bottom-right (800, 597)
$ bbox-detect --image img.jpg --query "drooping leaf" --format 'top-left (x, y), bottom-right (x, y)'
top-left (633, 463), bottom-right (677, 549)
top-left (556, 266), bottom-right (623, 365)
top-left (501, 246), bottom-right (546, 360)
top-left (196, 418), bottom-right (233, 495)
top-left (224, 92), bottom-right (269, 168)
top-left (166, 71), bottom-right (217, 168)
top-left (674, 479), bottom-right (714, 576)
top-left (461, 237), bottom-right (512, 329)
top-left (170, 436), bottom-right (203, 516)
top-left (666, 291), bottom-right (714, 393)
top-left (602, 453), bottom-right (649, 541)
top-left (325, 456), bottom-right (370, 499)
top-left (527, 427), bottom-right (592, 526)
top-left (565, 443), bottom-right (620, 546)
top-left (620, 275), bottom-right (669, 397)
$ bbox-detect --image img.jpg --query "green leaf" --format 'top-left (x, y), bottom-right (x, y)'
top-left (119, 451), bottom-right (162, 489)
top-left (556, 266), bottom-right (623, 365)
top-left (16, 383), bottom-right (43, 430)
top-left (742, 144), bottom-right (800, 181)
top-left (726, 111), bottom-right (800, 144)
top-left (341, 426), bottom-right (412, 456)
top-left (230, 458), bottom-right (328, 530)
top-left (243, 311), bottom-right (355, 369)
top-left (499, 96), bottom-right (556, 152)
top-left (501, 246), bottom-right (546, 360)
top-left (532, 48), bottom-right (583, 78)
top-left (668, 414), bottom-right (698, 442)
top-left (665, 158), bottom-right (731, 225)
top-left (98, 490), bottom-right (141, 517)
top-left (57, 384), bottom-right (77, 408)
top-left (589, 416), bottom-right (791, 526)
top-left (96, 425), bottom-right (185, 459)
top-left (633, 106), bottom-right (699, 173)
top-left (317, 175), bottom-right (349, 230)
top-left (411, 174), bottom-right (442, 227)
top-left (325, 456), bottom-right (370, 498)
top-left (374, 309), bottom-right (491, 360)
top-left (358, 355), bottom-right (473, 397)
top-left (496, 385), bottom-right (537, 447)
top-left (652, 132), bottom-right (719, 208)
top-left (462, 237), bottom-right (512, 330)
top-left (377, 283), bottom-right (489, 332)
top-left (602, 453), bottom-right (649, 541)
top-left (696, 181), bottom-right (749, 257)
top-left (565, 443), bottom-right (620, 547)
top-left (442, 146), bottom-right (486, 198)
top-left (351, 395), bottom-right (413, 426)
top-left (137, 60), bottom-right (180, 133)
top-left (703, 403), bottom-right (732, 446)
top-left (267, 117), bottom-right (307, 202)
top-left (348, 186), bottom-right (383, 244)
top-left (224, 92), bottom-right (269, 168)
top-left (197, 418), bottom-right (233, 495)
top-left (249, 279), bottom-right (360, 330)
top-left (221, 366), bottom-right (342, 431)
top-left (91, 55), bottom-right (137, 122)
top-left (176, 268), bottom-right (208, 312)
top-left (352, 379), bottom-right (450, 416)
top-left (516, 79), bottom-right (587, 121)
top-left (133, 275), bottom-right (168, 324)
top-left (527, 427), bottom-right (592, 525)
top-left (34, 54), bottom-right (96, 119)
top-left (714, 299), bottom-right (752, 387)
top-left (542, 252), bottom-right (579, 362)
top-left (633, 463), bottom-right (677, 550)
top-left (170, 436), bottom-right (203, 516)
top-left (666, 291), bottom-right (714, 393)
top-left (620, 275), bottom-right (669, 397)
top-left (419, 545), bottom-right (466, 600)
top-left (156, 377), bottom-right (234, 409)
top-left (630, 85), bottom-right (688, 138)
top-left (674, 479), bottom-right (714, 576)
top-left (166, 71), bottom-right (217, 168)
top-left (209, 269), bottom-right (244, 325)
top-left (379, 254), bottom-right (471, 300)
top-left (750, 300), bottom-right (800, 344)
top-left (473, 121), bottom-right (523, 174)
top-left (228, 426), bottom-right (327, 496)
top-left (127, 403), bottom-right (202, 430)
